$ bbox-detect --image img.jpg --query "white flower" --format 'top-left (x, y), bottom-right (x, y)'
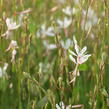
top-left (43, 41), bottom-right (56, 50)
top-left (69, 37), bottom-right (91, 64)
top-left (6, 40), bottom-right (18, 63)
top-left (11, 49), bottom-right (17, 62)
top-left (6, 40), bottom-right (18, 51)
top-left (62, 6), bottom-right (79, 16)
top-left (19, 8), bottom-right (32, 14)
top-left (62, 6), bottom-right (73, 16)
top-left (36, 24), bottom-right (55, 37)
top-left (3, 63), bottom-right (8, 71)
top-left (57, 17), bottom-right (72, 28)
top-left (0, 63), bottom-right (8, 78)
top-left (60, 38), bottom-right (73, 49)
top-left (81, 7), bottom-right (98, 31)
top-left (1, 18), bottom-right (20, 39)
top-left (18, 8), bottom-right (32, 25)
top-left (1, 30), bottom-right (12, 39)
top-left (6, 18), bottom-right (20, 30)
top-left (56, 101), bottom-right (71, 109)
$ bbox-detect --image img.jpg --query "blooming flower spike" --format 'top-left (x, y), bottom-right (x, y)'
top-left (57, 17), bottom-right (72, 28)
top-left (69, 36), bottom-right (91, 65)
top-left (6, 40), bottom-right (18, 52)
top-left (1, 18), bottom-right (20, 39)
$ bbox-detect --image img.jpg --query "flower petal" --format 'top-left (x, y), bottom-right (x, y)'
top-left (6, 18), bottom-right (11, 27)
top-left (64, 17), bottom-right (72, 28)
top-left (68, 49), bottom-right (77, 56)
top-left (75, 44), bottom-right (80, 54)
top-left (69, 55), bottom-right (77, 64)
top-left (56, 104), bottom-right (61, 109)
top-left (77, 54), bottom-right (91, 64)
top-left (79, 46), bottom-right (87, 56)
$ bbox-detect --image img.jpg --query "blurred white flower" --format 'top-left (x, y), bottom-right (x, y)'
top-left (57, 17), bottom-right (72, 28)
top-left (11, 49), bottom-right (17, 63)
top-left (60, 38), bottom-right (73, 49)
top-left (56, 101), bottom-right (71, 109)
top-left (81, 7), bottom-right (98, 31)
top-left (9, 83), bottom-right (13, 89)
top-left (1, 30), bottom-right (13, 39)
top-left (1, 18), bottom-right (20, 39)
top-left (6, 18), bottom-right (20, 30)
top-left (18, 8), bottom-right (32, 25)
top-left (43, 41), bottom-right (56, 50)
top-left (90, 33), bottom-right (95, 39)
top-left (36, 24), bottom-right (55, 37)
top-left (62, 6), bottom-right (78, 16)
top-left (62, 6), bottom-right (73, 16)
top-left (6, 40), bottom-right (18, 63)
top-left (69, 37), bottom-right (91, 64)
top-left (6, 40), bottom-right (18, 51)
top-left (0, 63), bottom-right (8, 78)
top-left (19, 8), bottom-right (32, 15)
top-left (3, 63), bottom-right (8, 71)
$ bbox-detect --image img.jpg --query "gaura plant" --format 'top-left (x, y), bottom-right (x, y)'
top-left (1, 18), bottom-right (21, 39)
top-left (68, 36), bottom-right (91, 84)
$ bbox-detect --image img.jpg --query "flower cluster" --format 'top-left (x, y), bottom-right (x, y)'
top-left (6, 40), bottom-right (19, 63)
top-left (69, 37), bottom-right (91, 65)
top-left (1, 18), bottom-right (20, 39)
top-left (68, 36), bottom-right (91, 83)
top-left (57, 17), bottom-right (72, 29)
top-left (81, 7), bottom-right (98, 31)
top-left (36, 24), bottom-right (55, 38)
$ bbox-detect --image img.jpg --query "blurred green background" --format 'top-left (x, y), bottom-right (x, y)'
top-left (0, 0), bottom-right (109, 109)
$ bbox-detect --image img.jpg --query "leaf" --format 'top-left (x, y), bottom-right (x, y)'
top-left (78, 64), bottom-right (88, 71)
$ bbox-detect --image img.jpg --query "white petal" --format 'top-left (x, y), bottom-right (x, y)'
top-left (66, 105), bottom-right (71, 109)
top-left (62, 6), bottom-right (73, 16)
top-left (10, 24), bottom-right (20, 30)
top-left (48, 44), bottom-right (57, 50)
top-left (64, 17), bottom-right (72, 28)
top-left (41, 24), bottom-right (46, 30)
top-left (6, 18), bottom-right (11, 27)
top-left (56, 104), bottom-right (61, 109)
top-left (69, 55), bottom-right (77, 64)
top-left (59, 101), bottom-right (65, 109)
top-left (57, 19), bottom-right (63, 27)
top-left (3, 63), bottom-right (8, 71)
top-left (68, 49), bottom-right (77, 56)
top-left (46, 32), bottom-right (55, 36)
top-left (75, 44), bottom-right (79, 54)
top-left (66, 39), bottom-right (73, 49)
top-left (77, 70), bottom-right (80, 76)
top-left (69, 77), bottom-right (76, 83)
top-left (79, 46), bottom-right (87, 56)
top-left (77, 54), bottom-right (91, 64)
